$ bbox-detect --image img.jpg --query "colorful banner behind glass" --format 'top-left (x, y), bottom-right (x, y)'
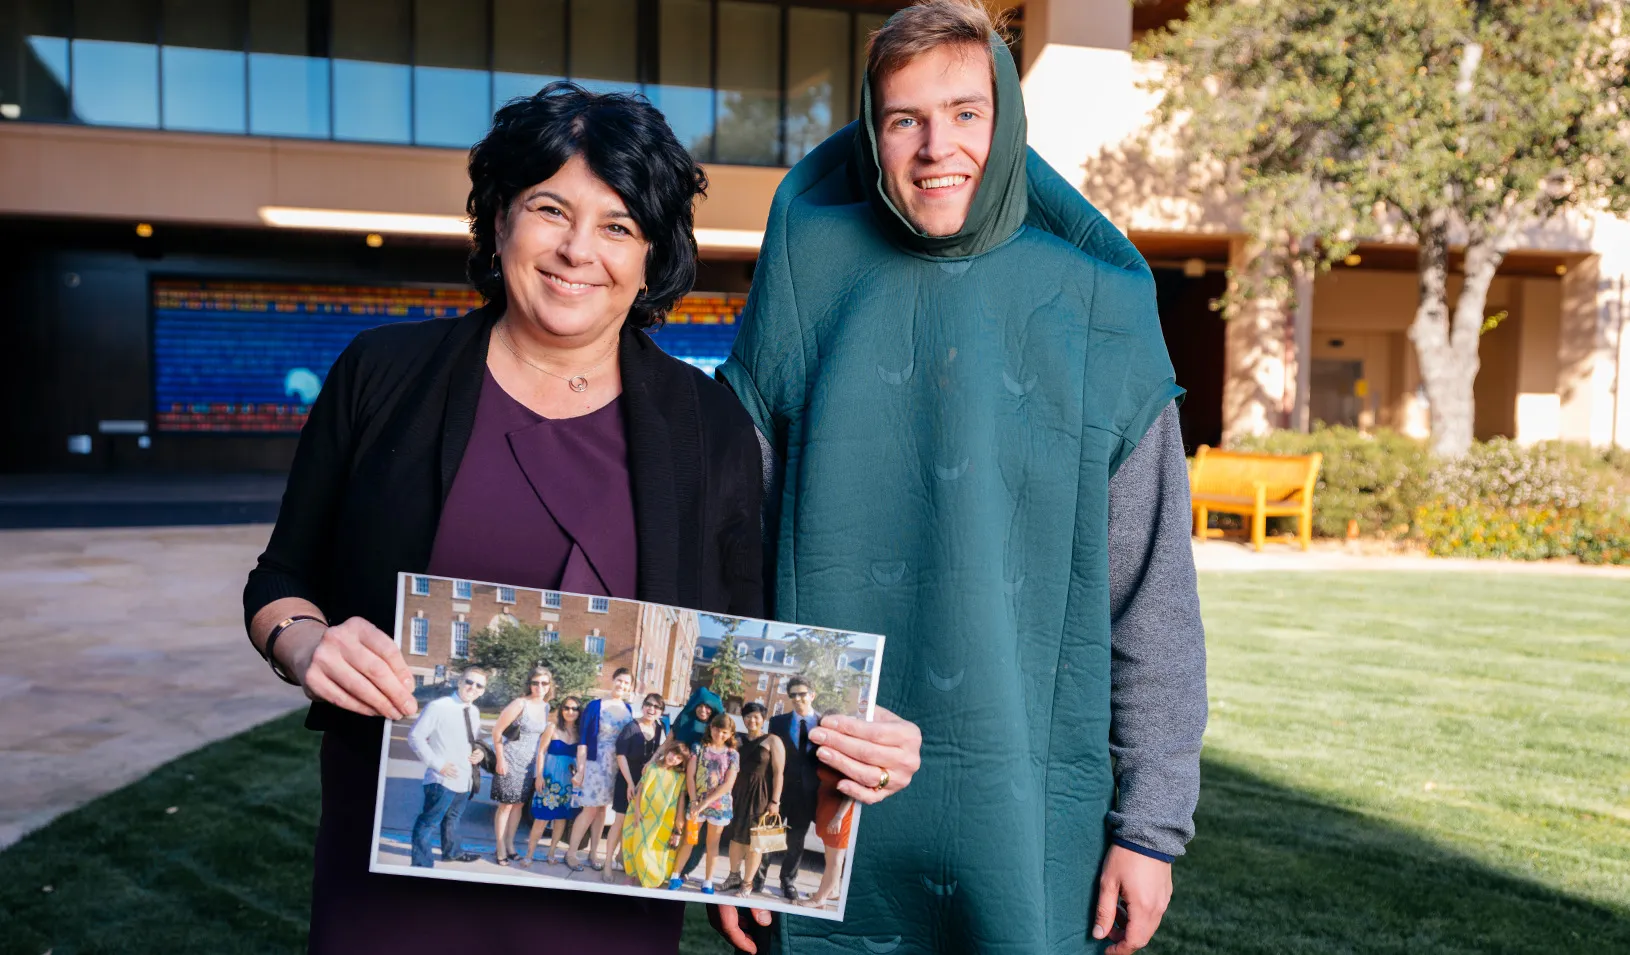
top-left (152, 280), bottom-right (746, 434)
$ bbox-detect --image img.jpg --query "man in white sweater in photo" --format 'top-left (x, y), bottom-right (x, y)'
top-left (407, 666), bottom-right (488, 867)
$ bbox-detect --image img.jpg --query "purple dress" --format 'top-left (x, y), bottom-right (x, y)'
top-left (308, 370), bottom-right (682, 954)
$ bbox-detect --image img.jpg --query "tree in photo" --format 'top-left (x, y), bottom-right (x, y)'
top-left (703, 615), bottom-right (748, 704)
top-left (787, 628), bottom-right (856, 712)
top-left (469, 619), bottom-right (601, 703)
top-left (1140, 0), bottom-right (1630, 456)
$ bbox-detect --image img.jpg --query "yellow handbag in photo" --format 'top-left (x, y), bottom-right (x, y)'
top-left (749, 813), bottom-right (788, 854)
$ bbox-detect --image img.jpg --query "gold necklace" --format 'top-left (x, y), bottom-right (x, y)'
top-left (495, 321), bottom-right (615, 393)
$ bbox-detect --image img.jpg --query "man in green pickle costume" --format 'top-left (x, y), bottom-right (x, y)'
top-left (710, 1), bottom-right (1208, 953)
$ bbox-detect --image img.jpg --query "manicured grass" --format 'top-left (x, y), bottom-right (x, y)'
top-left (1167, 572), bottom-right (1630, 953)
top-left (1, 571), bottom-right (1625, 954)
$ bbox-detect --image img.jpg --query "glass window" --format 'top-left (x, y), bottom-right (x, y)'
top-left (332, 0), bottom-right (410, 142)
top-left (543, 591), bottom-right (562, 608)
top-left (72, 0), bottom-right (160, 127)
top-left (855, 12), bottom-right (887, 110)
top-left (248, 0), bottom-right (328, 137)
top-left (837, 653), bottom-right (850, 669)
top-left (160, 0), bottom-right (246, 133)
top-left (776, 676), bottom-right (788, 692)
top-left (451, 619), bottom-right (470, 658)
top-left (715, 0), bottom-right (779, 165)
top-left (410, 617), bottom-right (429, 654)
top-left (412, 576), bottom-right (430, 596)
top-left (569, 0), bottom-right (636, 95)
top-left (491, 0), bottom-right (564, 107)
top-left (497, 585), bottom-right (516, 604)
top-left (415, 674), bottom-right (426, 687)
top-left (454, 579), bottom-right (472, 599)
top-left (413, 0), bottom-right (490, 147)
top-left (541, 628), bottom-right (560, 645)
top-left (589, 596), bottom-right (610, 613)
top-left (773, 700), bottom-right (783, 715)
top-left (757, 673), bottom-right (769, 691)
top-left (6, 0), bottom-right (73, 121)
top-left (736, 641), bottom-right (749, 657)
top-left (585, 634), bottom-right (606, 655)
top-left (694, 646), bottom-right (703, 659)
top-left (785, 7), bottom-right (849, 163)
top-left (864, 656), bottom-right (874, 672)
top-left (760, 646), bottom-right (773, 662)
top-left (652, 0), bottom-right (712, 158)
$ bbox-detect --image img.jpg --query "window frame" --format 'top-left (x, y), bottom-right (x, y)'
top-left (409, 616), bottom-right (429, 655)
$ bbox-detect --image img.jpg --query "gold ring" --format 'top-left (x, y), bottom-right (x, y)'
top-left (873, 767), bottom-right (891, 791)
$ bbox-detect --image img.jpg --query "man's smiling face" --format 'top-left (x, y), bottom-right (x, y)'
top-left (875, 41), bottom-right (995, 238)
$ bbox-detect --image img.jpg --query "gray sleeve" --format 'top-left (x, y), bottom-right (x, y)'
top-left (1105, 401), bottom-right (1208, 858)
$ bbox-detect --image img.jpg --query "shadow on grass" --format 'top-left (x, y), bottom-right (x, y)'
top-left (1, 715), bottom-right (1624, 954)
top-left (1165, 760), bottom-right (1630, 954)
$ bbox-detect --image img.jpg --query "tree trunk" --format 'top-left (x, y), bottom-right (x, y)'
top-left (1407, 212), bottom-right (1505, 458)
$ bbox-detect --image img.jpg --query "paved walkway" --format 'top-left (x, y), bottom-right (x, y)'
top-left (1192, 537), bottom-right (1630, 578)
top-left (3, 523), bottom-right (1625, 851)
top-left (0, 524), bottom-right (302, 848)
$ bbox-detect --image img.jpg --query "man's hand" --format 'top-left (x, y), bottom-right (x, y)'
top-left (807, 706), bottom-right (921, 804)
top-left (709, 903), bottom-right (772, 954)
top-left (468, 750), bottom-right (484, 765)
top-left (1092, 845), bottom-right (1173, 955)
top-left (439, 762), bottom-right (459, 778)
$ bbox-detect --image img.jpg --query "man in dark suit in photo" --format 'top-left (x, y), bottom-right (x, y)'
top-left (764, 676), bottom-right (822, 900)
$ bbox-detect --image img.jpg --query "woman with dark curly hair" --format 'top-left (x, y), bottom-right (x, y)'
top-left (242, 81), bottom-right (763, 954)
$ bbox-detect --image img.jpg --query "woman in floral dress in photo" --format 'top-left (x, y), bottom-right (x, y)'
top-left (489, 666), bottom-right (552, 865)
top-left (667, 711), bottom-right (740, 894)
top-left (569, 668), bottom-right (637, 870)
top-left (521, 696), bottom-right (581, 867)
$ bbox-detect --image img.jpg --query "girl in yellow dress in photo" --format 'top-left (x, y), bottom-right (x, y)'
top-left (620, 737), bottom-right (690, 888)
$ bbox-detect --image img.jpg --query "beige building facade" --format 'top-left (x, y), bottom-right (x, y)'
top-left (2, 0), bottom-right (1622, 464)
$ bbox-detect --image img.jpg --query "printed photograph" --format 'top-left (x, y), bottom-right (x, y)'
top-left (368, 573), bottom-right (886, 921)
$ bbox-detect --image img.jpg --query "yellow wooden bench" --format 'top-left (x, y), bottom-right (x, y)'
top-left (1189, 446), bottom-right (1323, 551)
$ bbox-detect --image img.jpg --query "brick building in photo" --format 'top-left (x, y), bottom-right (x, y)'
top-left (398, 575), bottom-right (700, 703)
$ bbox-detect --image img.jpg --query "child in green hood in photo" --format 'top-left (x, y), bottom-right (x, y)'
top-left (711, 1), bottom-right (1207, 953)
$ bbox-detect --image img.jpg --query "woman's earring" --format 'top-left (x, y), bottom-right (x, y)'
top-left (490, 252), bottom-right (501, 277)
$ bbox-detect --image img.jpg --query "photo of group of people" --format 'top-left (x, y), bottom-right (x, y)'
top-left (368, 573), bottom-right (885, 921)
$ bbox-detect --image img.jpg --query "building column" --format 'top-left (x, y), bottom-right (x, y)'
top-left (1289, 260), bottom-right (1315, 433)
top-left (1221, 237), bottom-right (1292, 444)
top-left (1559, 246), bottom-right (1630, 448)
top-left (1017, 0), bottom-right (1140, 192)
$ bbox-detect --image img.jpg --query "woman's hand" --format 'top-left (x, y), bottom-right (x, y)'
top-left (767, 800), bottom-right (780, 819)
top-left (496, 756), bottom-right (509, 777)
top-left (282, 616), bottom-right (418, 720)
top-left (808, 706), bottom-right (920, 805)
top-left (535, 776), bottom-right (546, 794)
top-left (825, 817), bottom-right (842, 837)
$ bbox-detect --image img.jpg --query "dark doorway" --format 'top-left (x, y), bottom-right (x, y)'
top-left (1151, 268), bottom-right (1227, 451)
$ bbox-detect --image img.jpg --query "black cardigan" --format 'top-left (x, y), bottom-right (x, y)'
top-left (244, 305), bottom-right (764, 735)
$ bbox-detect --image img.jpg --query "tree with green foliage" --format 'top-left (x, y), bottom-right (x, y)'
top-left (469, 619), bottom-right (601, 704)
top-left (787, 627), bottom-right (856, 713)
top-left (1140, 0), bottom-right (1630, 456)
top-left (705, 630), bottom-right (746, 704)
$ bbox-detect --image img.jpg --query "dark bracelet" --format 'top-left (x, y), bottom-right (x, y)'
top-left (264, 614), bottom-right (327, 686)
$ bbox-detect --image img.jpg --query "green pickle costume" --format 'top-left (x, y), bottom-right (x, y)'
top-left (716, 31), bottom-right (1182, 955)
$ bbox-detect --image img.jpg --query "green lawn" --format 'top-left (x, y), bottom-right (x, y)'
top-left (2, 571), bottom-right (1626, 954)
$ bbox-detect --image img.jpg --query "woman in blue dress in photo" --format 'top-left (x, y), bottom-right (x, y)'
top-left (521, 695), bottom-right (582, 867)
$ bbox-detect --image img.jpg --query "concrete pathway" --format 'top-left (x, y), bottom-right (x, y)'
top-left (3, 523), bottom-right (1625, 852)
top-left (1192, 537), bottom-right (1630, 579)
top-left (0, 524), bottom-right (302, 848)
